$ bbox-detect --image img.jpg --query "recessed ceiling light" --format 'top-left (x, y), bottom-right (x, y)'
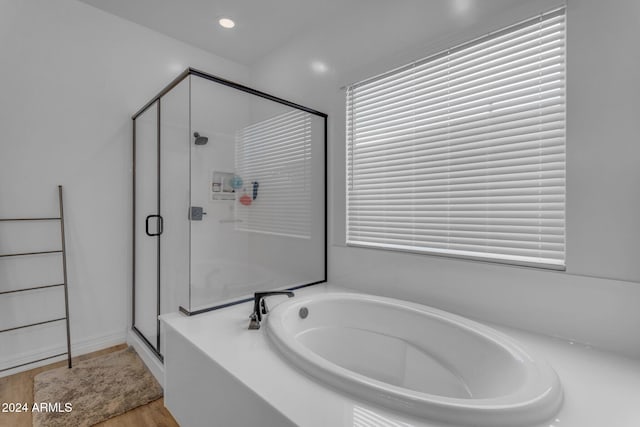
top-left (311, 60), bottom-right (329, 74)
top-left (218, 18), bottom-right (235, 29)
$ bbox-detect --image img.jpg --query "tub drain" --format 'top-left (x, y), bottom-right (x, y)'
top-left (299, 307), bottom-right (309, 319)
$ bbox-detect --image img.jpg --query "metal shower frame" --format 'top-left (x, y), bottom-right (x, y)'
top-left (131, 68), bottom-right (328, 361)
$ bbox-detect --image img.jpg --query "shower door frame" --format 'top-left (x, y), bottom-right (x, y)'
top-left (132, 99), bottom-right (164, 361)
top-left (131, 68), bottom-right (328, 360)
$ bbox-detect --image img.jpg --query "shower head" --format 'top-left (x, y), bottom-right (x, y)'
top-left (194, 132), bottom-right (208, 145)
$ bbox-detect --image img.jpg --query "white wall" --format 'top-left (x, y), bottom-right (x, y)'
top-left (251, 0), bottom-right (640, 358)
top-left (0, 0), bottom-right (248, 373)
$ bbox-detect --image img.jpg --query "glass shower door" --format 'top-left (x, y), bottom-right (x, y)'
top-left (133, 81), bottom-right (191, 358)
top-left (133, 101), bottom-right (160, 354)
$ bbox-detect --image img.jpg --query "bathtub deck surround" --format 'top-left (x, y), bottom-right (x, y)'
top-left (160, 284), bottom-right (640, 427)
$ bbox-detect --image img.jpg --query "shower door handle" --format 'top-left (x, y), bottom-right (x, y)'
top-left (145, 214), bottom-right (163, 236)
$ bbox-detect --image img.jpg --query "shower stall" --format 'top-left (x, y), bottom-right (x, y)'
top-left (132, 69), bottom-right (327, 359)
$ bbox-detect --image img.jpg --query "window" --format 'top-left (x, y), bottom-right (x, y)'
top-left (346, 8), bottom-right (566, 269)
top-left (235, 110), bottom-right (312, 239)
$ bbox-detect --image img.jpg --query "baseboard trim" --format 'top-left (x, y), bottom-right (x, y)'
top-left (0, 330), bottom-right (127, 378)
top-left (127, 329), bottom-right (164, 386)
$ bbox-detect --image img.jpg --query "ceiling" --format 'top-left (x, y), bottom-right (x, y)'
top-left (78, 0), bottom-right (540, 67)
top-left (78, 0), bottom-right (350, 65)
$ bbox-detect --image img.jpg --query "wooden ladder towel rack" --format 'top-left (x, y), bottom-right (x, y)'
top-left (0, 185), bottom-right (72, 372)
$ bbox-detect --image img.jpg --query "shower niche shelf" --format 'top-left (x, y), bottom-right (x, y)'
top-left (211, 171), bottom-right (236, 201)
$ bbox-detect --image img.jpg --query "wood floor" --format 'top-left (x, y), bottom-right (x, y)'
top-left (0, 345), bottom-right (179, 427)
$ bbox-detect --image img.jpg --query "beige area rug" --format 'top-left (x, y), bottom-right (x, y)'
top-left (33, 347), bottom-right (163, 427)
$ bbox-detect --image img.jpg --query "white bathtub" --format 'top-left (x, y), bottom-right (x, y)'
top-left (266, 293), bottom-right (563, 426)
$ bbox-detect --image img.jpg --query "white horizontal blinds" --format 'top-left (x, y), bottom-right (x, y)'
top-left (346, 8), bottom-right (566, 268)
top-left (235, 110), bottom-right (312, 239)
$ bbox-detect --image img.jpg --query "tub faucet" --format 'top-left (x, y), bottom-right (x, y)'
top-left (248, 291), bottom-right (294, 330)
